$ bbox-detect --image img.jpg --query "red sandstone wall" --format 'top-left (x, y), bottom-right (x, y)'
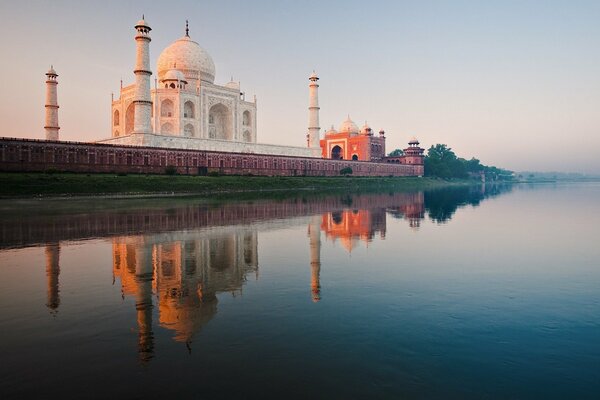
top-left (0, 138), bottom-right (424, 177)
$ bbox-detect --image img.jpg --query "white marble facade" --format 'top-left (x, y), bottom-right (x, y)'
top-left (109, 23), bottom-right (257, 144)
top-left (102, 20), bottom-right (318, 158)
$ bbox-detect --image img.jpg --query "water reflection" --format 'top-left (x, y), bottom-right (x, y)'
top-left (44, 243), bottom-right (60, 313)
top-left (2, 185), bottom-right (512, 362)
top-left (112, 231), bottom-right (258, 361)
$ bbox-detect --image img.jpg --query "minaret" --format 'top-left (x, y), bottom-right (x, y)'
top-left (132, 17), bottom-right (153, 134)
top-left (307, 71), bottom-right (320, 150)
top-left (45, 243), bottom-right (60, 313)
top-left (44, 66), bottom-right (59, 140)
top-left (308, 215), bottom-right (321, 302)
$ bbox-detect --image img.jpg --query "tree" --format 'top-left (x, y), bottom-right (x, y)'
top-left (424, 144), bottom-right (467, 179)
top-left (388, 149), bottom-right (404, 157)
top-left (340, 167), bottom-right (353, 176)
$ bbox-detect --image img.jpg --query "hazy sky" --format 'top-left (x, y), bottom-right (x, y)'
top-left (1, 0), bottom-right (599, 173)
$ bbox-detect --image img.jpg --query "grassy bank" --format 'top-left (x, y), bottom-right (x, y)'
top-left (0, 172), bottom-right (477, 198)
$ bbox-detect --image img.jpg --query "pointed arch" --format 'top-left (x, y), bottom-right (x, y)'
top-left (208, 103), bottom-right (232, 140)
top-left (184, 101), bottom-right (195, 119)
top-left (184, 123), bottom-right (194, 137)
top-left (161, 99), bottom-right (174, 118)
top-left (125, 103), bottom-right (135, 134)
top-left (161, 122), bottom-right (173, 134)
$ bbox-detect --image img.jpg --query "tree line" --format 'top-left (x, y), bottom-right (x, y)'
top-left (388, 144), bottom-right (513, 180)
top-left (424, 144), bottom-right (513, 180)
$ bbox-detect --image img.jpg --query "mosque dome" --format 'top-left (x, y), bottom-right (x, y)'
top-left (157, 36), bottom-right (216, 84)
top-left (325, 125), bottom-right (338, 136)
top-left (409, 137), bottom-right (420, 145)
top-left (338, 116), bottom-right (359, 135)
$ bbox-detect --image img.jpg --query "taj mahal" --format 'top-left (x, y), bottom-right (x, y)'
top-left (1, 17), bottom-right (424, 176)
top-left (99, 17), bottom-right (318, 158)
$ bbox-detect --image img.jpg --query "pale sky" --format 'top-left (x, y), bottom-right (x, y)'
top-left (1, 0), bottom-right (599, 173)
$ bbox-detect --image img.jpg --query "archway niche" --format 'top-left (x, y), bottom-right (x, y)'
top-left (161, 99), bottom-right (174, 118)
top-left (243, 110), bottom-right (251, 126)
top-left (113, 110), bottom-right (120, 126)
top-left (243, 130), bottom-right (251, 142)
top-left (161, 122), bottom-right (173, 134)
top-left (125, 103), bottom-right (135, 134)
top-left (184, 101), bottom-right (195, 119)
top-left (184, 123), bottom-right (194, 137)
top-left (352, 154), bottom-right (358, 161)
top-left (331, 145), bottom-right (343, 160)
top-left (208, 103), bottom-right (232, 140)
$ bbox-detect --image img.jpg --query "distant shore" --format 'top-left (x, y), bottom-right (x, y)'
top-left (0, 173), bottom-right (480, 199)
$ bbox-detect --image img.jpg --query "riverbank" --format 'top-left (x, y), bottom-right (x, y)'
top-left (0, 172), bottom-right (479, 199)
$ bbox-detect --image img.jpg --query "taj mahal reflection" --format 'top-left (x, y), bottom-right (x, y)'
top-left (33, 190), bottom-right (470, 362)
top-left (112, 230), bottom-right (259, 361)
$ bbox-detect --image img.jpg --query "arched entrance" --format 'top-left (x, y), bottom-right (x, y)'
top-left (208, 103), bottom-right (232, 140)
top-left (352, 154), bottom-right (358, 161)
top-left (331, 145), bottom-right (343, 160)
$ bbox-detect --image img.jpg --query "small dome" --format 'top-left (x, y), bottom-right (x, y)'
top-left (409, 137), bottom-right (420, 145)
top-left (339, 116), bottom-right (359, 135)
top-left (325, 125), bottom-right (338, 136)
top-left (360, 122), bottom-right (372, 135)
top-left (162, 69), bottom-right (186, 82)
top-left (309, 71), bottom-right (319, 81)
top-left (157, 35), bottom-right (215, 84)
top-left (135, 18), bottom-right (151, 29)
top-left (46, 66), bottom-right (57, 76)
top-left (225, 79), bottom-right (240, 90)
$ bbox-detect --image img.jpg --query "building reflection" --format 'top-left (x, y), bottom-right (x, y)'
top-left (34, 191), bottom-right (439, 360)
top-left (387, 192), bottom-right (426, 229)
top-left (112, 231), bottom-right (258, 362)
top-left (45, 243), bottom-right (61, 314)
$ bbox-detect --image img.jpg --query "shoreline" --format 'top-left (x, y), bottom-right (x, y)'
top-left (0, 173), bottom-right (480, 200)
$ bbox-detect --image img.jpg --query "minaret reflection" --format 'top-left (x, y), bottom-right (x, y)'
top-left (45, 243), bottom-right (61, 313)
top-left (112, 230), bottom-right (258, 361)
top-left (308, 215), bottom-right (321, 302)
top-left (134, 245), bottom-right (154, 363)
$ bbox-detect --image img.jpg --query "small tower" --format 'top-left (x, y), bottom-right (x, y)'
top-left (133, 17), bottom-right (153, 134)
top-left (44, 66), bottom-right (59, 140)
top-left (307, 71), bottom-right (321, 150)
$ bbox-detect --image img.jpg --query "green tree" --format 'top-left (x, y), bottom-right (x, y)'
top-left (424, 144), bottom-right (467, 179)
top-left (388, 149), bottom-right (404, 157)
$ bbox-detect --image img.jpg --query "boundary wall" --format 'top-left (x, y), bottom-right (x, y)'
top-left (0, 137), bottom-right (423, 177)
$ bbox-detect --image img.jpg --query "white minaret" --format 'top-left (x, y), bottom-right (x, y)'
top-left (307, 71), bottom-right (320, 150)
top-left (133, 17), bottom-right (153, 134)
top-left (44, 66), bottom-right (59, 140)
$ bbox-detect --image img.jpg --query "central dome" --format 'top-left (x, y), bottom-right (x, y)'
top-left (157, 36), bottom-right (215, 84)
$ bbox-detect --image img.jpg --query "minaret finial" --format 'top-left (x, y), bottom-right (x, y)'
top-left (185, 20), bottom-right (189, 37)
top-left (142, 14), bottom-right (145, 20)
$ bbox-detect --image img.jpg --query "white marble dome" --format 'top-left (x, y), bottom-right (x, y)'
top-left (157, 36), bottom-right (215, 84)
top-left (338, 116), bottom-right (359, 135)
top-left (163, 69), bottom-right (186, 82)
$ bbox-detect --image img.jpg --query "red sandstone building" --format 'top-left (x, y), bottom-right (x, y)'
top-left (320, 117), bottom-right (386, 161)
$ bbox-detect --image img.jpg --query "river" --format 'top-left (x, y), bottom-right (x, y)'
top-left (0, 183), bottom-right (598, 399)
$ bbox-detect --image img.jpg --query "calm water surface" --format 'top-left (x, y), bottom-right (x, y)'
top-left (0, 183), bottom-right (599, 399)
